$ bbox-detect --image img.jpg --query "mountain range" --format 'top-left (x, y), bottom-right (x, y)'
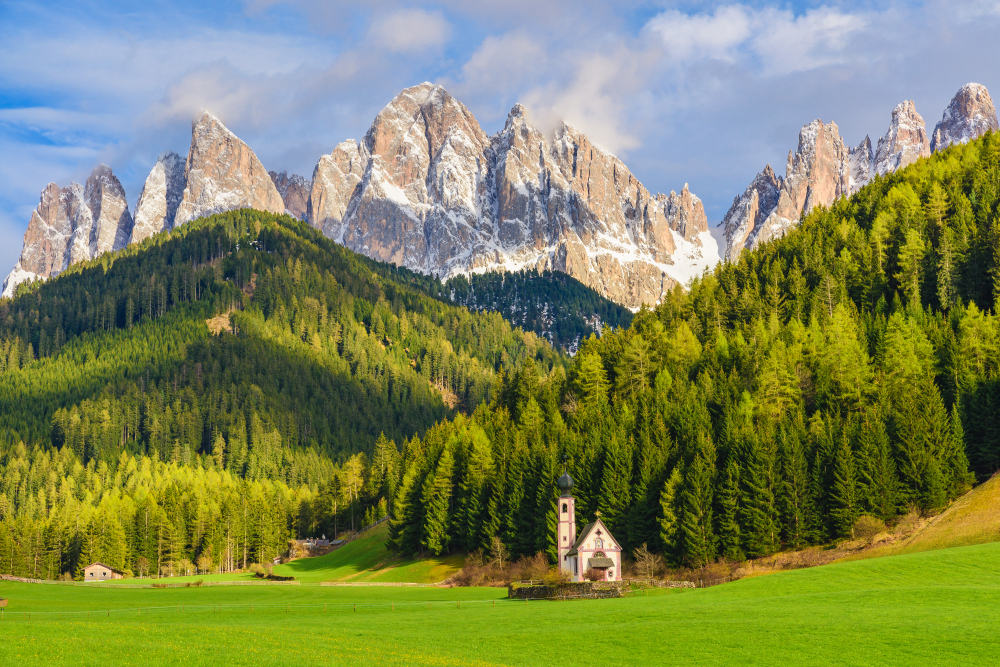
top-left (3, 82), bottom-right (997, 305)
top-left (722, 83), bottom-right (998, 261)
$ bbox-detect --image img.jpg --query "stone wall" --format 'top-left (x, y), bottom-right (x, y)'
top-left (507, 581), bottom-right (626, 600)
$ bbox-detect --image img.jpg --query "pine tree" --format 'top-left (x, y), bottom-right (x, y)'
top-left (777, 426), bottom-right (812, 548)
top-left (830, 435), bottom-right (859, 538)
top-left (597, 433), bottom-right (632, 541)
top-left (857, 414), bottom-right (899, 520)
top-left (717, 459), bottom-right (743, 561)
top-left (658, 466), bottom-right (682, 562)
top-left (740, 437), bottom-right (778, 558)
top-left (420, 444), bottom-right (454, 556)
top-left (680, 438), bottom-right (716, 567)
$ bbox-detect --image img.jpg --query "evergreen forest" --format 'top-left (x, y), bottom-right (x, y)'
top-left (3, 131), bottom-right (1000, 578)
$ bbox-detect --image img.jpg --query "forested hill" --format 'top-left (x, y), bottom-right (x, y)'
top-left (384, 130), bottom-right (1000, 566)
top-left (339, 258), bottom-right (634, 351)
top-left (446, 270), bottom-right (633, 352)
top-left (5, 133), bottom-right (1000, 582)
top-left (0, 210), bottom-right (564, 471)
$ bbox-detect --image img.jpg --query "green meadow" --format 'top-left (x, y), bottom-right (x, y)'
top-left (3, 542), bottom-right (1000, 665)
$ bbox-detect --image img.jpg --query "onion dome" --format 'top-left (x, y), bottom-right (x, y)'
top-left (558, 470), bottom-right (574, 496)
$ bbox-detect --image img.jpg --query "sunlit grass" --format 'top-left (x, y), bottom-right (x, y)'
top-left (3, 543), bottom-right (1000, 665)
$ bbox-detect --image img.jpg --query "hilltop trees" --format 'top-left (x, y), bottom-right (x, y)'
top-left (4, 131), bottom-right (1000, 577)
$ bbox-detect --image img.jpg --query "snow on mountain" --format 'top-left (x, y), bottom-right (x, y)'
top-left (873, 100), bottom-right (931, 176)
top-left (307, 83), bottom-right (717, 308)
top-left (131, 151), bottom-right (186, 245)
top-left (931, 83), bottom-right (999, 152)
top-left (2, 165), bottom-right (132, 298)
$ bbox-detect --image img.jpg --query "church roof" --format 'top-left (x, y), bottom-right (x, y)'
top-left (588, 557), bottom-right (615, 569)
top-left (566, 518), bottom-right (618, 557)
top-left (566, 522), bottom-right (595, 557)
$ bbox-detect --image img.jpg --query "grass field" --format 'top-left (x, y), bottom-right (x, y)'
top-left (3, 541), bottom-right (1000, 665)
top-left (143, 524), bottom-right (463, 585)
top-left (273, 524), bottom-right (463, 583)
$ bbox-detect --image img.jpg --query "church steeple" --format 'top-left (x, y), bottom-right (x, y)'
top-left (557, 463), bottom-right (577, 578)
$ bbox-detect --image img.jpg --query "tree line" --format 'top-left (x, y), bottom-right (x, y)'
top-left (3, 131), bottom-right (1000, 576)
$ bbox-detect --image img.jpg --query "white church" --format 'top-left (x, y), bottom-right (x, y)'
top-left (557, 470), bottom-right (622, 582)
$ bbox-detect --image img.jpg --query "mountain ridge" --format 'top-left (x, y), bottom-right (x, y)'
top-left (5, 81), bottom-right (997, 304)
top-left (720, 83), bottom-right (998, 261)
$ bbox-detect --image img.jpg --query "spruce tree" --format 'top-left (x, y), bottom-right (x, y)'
top-left (680, 438), bottom-right (716, 567)
top-left (658, 466), bottom-right (682, 562)
top-left (830, 435), bottom-right (860, 538)
top-left (717, 459), bottom-right (743, 561)
top-left (420, 445), bottom-right (454, 556)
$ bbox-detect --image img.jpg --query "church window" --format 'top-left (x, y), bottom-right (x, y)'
top-left (562, 503), bottom-right (568, 514)
top-left (594, 538), bottom-right (603, 549)
top-left (594, 551), bottom-right (606, 558)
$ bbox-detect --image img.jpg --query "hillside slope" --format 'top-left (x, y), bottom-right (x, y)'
top-left (273, 524), bottom-right (462, 584)
top-left (852, 474), bottom-right (1000, 560)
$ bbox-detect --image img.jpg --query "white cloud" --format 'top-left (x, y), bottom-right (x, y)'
top-left (648, 5), bottom-right (754, 64)
top-left (367, 9), bottom-right (451, 54)
top-left (457, 32), bottom-right (547, 97)
top-left (752, 6), bottom-right (868, 75)
top-left (646, 4), bottom-right (867, 75)
top-left (523, 50), bottom-right (647, 155)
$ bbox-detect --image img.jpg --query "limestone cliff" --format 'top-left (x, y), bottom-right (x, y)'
top-left (173, 112), bottom-right (284, 226)
top-left (931, 83), bottom-right (999, 152)
top-left (307, 84), bottom-right (717, 308)
top-left (2, 165), bottom-right (133, 298)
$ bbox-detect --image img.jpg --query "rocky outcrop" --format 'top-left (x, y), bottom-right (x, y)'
top-left (849, 136), bottom-right (873, 194)
top-left (660, 185), bottom-right (709, 243)
top-left (2, 165), bottom-right (133, 298)
top-left (874, 100), bottom-right (931, 176)
top-left (131, 151), bottom-right (185, 244)
top-left (173, 112), bottom-right (284, 227)
top-left (721, 95), bottom-right (949, 261)
top-left (721, 121), bottom-right (849, 261)
top-left (931, 83), bottom-right (999, 152)
top-left (307, 84), bottom-right (718, 308)
top-left (720, 165), bottom-right (781, 263)
top-left (269, 171), bottom-right (311, 220)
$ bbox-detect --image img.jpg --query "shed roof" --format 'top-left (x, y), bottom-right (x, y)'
top-left (84, 562), bottom-right (124, 574)
top-left (588, 557), bottom-right (615, 569)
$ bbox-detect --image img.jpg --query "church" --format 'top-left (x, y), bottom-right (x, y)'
top-left (557, 470), bottom-right (622, 582)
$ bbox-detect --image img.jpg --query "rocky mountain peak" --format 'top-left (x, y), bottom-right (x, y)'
top-left (306, 83), bottom-right (718, 308)
top-left (874, 100), bottom-right (930, 176)
top-left (849, 136), bottom-right (873, 194)
top-left (269, 171), bottom-right (311, 220)
top-left (173, 111), bottom-right (284, 227)
top-left (931, 82), bottom-right (999, 152)
top-left (721, 119), bottom-right (849, 261)
top-left (131, 151), bottom-right (185, 245)
top-left (2, 165), bottom-right (133, 298)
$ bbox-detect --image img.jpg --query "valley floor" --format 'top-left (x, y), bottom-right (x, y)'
top-left (2, 542), bottom-right (999, 665)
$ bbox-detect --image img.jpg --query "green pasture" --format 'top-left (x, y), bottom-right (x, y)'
top-left (3, 541), bottom-right (1000, 665)
top-left (144, 524), bottom-right (463, 585)
top-left (272, 524), bottom-right (463, 583)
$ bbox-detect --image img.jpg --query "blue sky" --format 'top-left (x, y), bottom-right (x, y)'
top-left (2, 0), bottom-right (1000, 275)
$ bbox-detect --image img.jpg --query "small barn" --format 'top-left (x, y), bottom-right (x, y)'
top-left (83, 562), bottom-right (124, 582)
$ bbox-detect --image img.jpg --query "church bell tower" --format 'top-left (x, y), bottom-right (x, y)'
top-left (557, 469), bottom-right (576, 578)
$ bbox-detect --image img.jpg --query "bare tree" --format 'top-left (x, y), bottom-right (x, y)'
top-left (633, 543), bottom-right (663, 580)
top-left (489, 536), bottom-right (510, 570)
